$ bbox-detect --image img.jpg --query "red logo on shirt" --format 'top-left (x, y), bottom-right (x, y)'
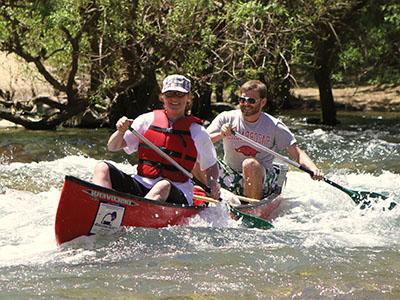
top-left (235, 145), bottom-right (259, 157)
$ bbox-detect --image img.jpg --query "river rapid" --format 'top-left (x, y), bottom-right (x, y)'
top-left (0, 112), bottom-right (399, 299)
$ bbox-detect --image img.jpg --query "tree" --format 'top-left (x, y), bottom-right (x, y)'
top-left (335, 0), bottom-right (400, 85)
top-left (289, 0), bottom-right (400, 125)
top-left (0, 0), bottom-right (296, 128)
top-left (1, 0), bottom-right (397, 129)
top-left (0, 0), bottom-right (102, 129)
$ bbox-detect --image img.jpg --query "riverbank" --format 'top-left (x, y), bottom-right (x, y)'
top-left (1, 86), bottom-right (399, 128)
top-left (1, 53), bottom-right (399, 128)
top-left (292, 85), bottom-right (400, 112)
top-left (0, 119), bottom-right (22, 129)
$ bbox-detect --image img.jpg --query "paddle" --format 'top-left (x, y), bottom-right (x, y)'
top-left (193, 195), bottom-right (273, 229)
top-left (221, 188), bottom-right (260, 203)
top-left (232, 130), bottom-right (396, 210)
top-left (129, 127), bottom-right (275, 229)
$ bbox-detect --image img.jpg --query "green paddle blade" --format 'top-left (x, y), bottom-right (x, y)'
top-left (352, 190), bottom-right (397, 210)
top-left (230, 206), bottom-right (274, 230)
top-left (324, 178), bottom-right (396, 210)
top-left (347, 189), bottom-right (387, 204)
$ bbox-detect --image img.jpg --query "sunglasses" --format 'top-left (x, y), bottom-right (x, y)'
top-left (163, 91), bottom-right (188, 98)
top-left (238, 96), bottom-right (257, 104)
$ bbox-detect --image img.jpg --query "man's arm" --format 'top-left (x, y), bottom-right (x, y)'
top-left (287, 144), bottom-right (324, 180)
top-left (192, 123), bottom-right (221, 198)
top-left (204, 162), bottom-right (220, 199)
top-left (207, 123), bottom-right (233, 143)
top-left (107, 116), bottom-right (132, 152)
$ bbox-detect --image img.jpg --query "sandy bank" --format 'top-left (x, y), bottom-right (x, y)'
top-left (292, 85), bottom-right (400, 112)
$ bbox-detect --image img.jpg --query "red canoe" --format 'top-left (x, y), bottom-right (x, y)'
top-left (55, 176), bottom-right (283, 245)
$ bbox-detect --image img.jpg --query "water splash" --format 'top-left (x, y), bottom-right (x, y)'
top-left (275, 171), bottom-right (400, 248)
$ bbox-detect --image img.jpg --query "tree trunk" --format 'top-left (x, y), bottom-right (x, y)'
top-left (215, 84), bottom-right (223, 103)
top-left (311, 1), bottom-right (368, 126)
top-left (191, 85), bottom-right (212, 120)
top-left (313, 24), bottom-right (339, 126)
top-left (108, 69), bottom-right (160, 127)
top-left (314, 65), bottom-right (338, 125)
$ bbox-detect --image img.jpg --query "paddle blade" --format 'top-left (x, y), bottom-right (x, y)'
top-left (323, 177), bottom-right (396, 210)
top-left (230, 207), bottom-right (274, 230)
top-left (352, 190), bottom-right (397, 210)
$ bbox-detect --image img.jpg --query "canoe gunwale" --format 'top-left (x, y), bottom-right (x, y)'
top-left (66, 175), bottom-right (281, 210)
top-left (65, 175), bottom-right (205, 211)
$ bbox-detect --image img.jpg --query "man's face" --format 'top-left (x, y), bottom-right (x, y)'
top-left (239, 89), bottom-right (265, 117)
top-left (160, 91), bottom-right (189, 114)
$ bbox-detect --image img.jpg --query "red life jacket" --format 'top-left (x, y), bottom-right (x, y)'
top-left (137, 110), bottom-right (203, 182)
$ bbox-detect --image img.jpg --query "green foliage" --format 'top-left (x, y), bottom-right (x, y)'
top-left (340, 46), bottom-right (364, 70)
top-left (383, 4), bottom-right (400, 27)
top-left (332, 1), bottom-right (400, 85)
top-left (1, 0), bottom-right (398, 114)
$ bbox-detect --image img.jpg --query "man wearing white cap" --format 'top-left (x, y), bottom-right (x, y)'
top-left (93, 74), bottom-right (220, 205)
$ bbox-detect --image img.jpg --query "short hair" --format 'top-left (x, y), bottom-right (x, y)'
top-left (240, 80), bottom-right (267, 99)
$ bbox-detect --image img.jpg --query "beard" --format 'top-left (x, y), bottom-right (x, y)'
top-left (240, 101), bottom-right (262, 116)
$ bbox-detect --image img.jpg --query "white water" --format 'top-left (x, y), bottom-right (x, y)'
top-left (278, 171), bottom-right (400, 248)
top-left (1, 156), bottom-right (399, 268)
top-left (1, 123), bottom-right (399, 298)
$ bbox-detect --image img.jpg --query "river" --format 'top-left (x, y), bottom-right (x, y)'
top-left (1, 111), bottom-right (399, 299)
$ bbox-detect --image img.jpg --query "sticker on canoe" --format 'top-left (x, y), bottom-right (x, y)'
top-left (83, 189), bottom-right (138, 206)
top-left (90, 202), bottom-right (125, 234)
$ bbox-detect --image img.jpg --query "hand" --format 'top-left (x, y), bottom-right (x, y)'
top-left (209, 181), bottom-right (221, 200)
top-left (310, 168), bottom-right (324, 180)
top-left (116, 116), bottom-right (133, 133)
top-left (220, 123), bottom-right (233, 138)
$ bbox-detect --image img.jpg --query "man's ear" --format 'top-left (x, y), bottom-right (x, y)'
top-left (261, 98), bottom-right (267, 109)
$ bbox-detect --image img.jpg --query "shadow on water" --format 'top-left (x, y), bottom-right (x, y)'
top-left (1, 111), bottom-right (399, 164)
top-left (0, 128), bottom-right (137, 164)
top-left (1, 112), bottom-right (399, 181)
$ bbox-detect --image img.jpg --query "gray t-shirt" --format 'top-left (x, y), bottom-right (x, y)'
top-left (207, 109), bottom-right (296, 171)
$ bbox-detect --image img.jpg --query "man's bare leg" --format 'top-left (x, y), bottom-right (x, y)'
top-left (145, 179), bottom-right (171, 201)
top-left (92, 162), bottom-right (112, 188)
top-left (242, 158), bottom-right (264, 199)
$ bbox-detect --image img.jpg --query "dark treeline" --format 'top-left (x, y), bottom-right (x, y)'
top-left (0, 0), bottom-right (399, 129)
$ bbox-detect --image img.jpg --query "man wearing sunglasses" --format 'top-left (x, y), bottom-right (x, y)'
top-left (206, 80), bottom-right (323, 200)
top-left (93, 74), bottom-right (220, 205)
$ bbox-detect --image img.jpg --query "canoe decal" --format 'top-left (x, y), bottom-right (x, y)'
top-left (83, 189), bottom-right (138, 206)
top-left (90, 202), bottom-right (125, 234)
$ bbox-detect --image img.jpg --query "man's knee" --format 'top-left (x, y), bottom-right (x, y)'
top-left (242, 158), bottom-right (262, 172)
top-left (155, 179), bottom-right (172, 192)
top-left (94, 161), bottom-right (110, 176)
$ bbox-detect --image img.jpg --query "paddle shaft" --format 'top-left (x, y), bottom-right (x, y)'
top-left (233, 194), bottom-right (260, 203)
top-left (193, 185), bottom-right (260, 205)
top-left (193, 195), bottom-right (273, 229)
top-left (233, 130), bottom-right (331, 180)
top-left (193, 194), bottom-right (219, 203)
top-left (220, 187), bottom-right (260, 203)
top-left (232, 130), bottom-right (394, 207)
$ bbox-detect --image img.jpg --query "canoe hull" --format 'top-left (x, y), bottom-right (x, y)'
top-left (237, 195), bottom-right (282, 221)
top-left (55, 176), bottom-right (282, 245)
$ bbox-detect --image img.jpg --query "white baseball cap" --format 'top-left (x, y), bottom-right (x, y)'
top-left (161, 74), bottom-right (191, 93)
